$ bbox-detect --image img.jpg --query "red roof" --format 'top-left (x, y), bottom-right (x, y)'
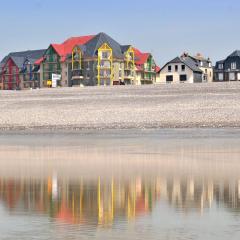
top-left (134, 48), bottom-right (161, 73)
top-left (155, 66), bottom-right (161, 73)
top-left (34, 57), bottom-right (44, 65)
top-left (38, 35), bottom-right (95, 63)
top-left (133, 48), bottom-right (150, 65)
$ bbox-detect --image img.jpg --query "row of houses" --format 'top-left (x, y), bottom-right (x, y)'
top-left (158, 50), bottom-right (240, 84)
top-left (0, 32), bottom-right (159, 90)
top-left (0, 32), bottom-right (240, 90)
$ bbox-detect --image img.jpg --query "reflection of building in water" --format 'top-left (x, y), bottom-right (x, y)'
top-left (0, 177), bottom-right (156, 226)
top-left (1, 176), bottom-right (240, 225)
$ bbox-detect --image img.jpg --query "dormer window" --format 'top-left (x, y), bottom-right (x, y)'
top-left (209, 62), bottom-right (212, 68)
top-left (231, 62), bottom-right (237, 70)
top-left (200, 61), bottom-right (203, 67)
top-left (219, 64), bottom-right (223, 70)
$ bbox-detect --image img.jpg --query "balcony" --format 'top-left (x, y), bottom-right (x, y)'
top-left (124, 71), bottom-right (134, 80)
top-left (144, 67), bottom-right (156, 73)
top-left (71, 69), bottom-right (84, 79)
top-left (99, 75), bottom-right (111, 79)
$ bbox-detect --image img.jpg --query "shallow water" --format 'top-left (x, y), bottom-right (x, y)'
top-left (0, 129), bottom-right (240, 240)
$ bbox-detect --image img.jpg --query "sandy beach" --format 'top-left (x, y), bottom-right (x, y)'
top-left (0, 82), bottom-right (240, 131)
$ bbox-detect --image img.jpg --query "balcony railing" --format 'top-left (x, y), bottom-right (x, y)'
top-left (72, 69), bottom-right (83, 78)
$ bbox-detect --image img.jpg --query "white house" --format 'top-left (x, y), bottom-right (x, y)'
top-left (157, 54), bottom-right (211, 84)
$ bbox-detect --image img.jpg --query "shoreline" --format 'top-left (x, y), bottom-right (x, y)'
top-left (1, 124), bottom-right (240, 133)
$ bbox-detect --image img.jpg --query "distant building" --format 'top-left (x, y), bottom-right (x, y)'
top-left (0, 50), bottom-right (45, 90)
top-left (214, 50), bottom-right (240, 82)
top-left (134, 48), bottom-right (158, 85)
top-left (157, 53), bottom-right (212, 84)
top-left (40, 32), bottom-right (159, 88)
top-left (187, 53), bottom-right (213, 82)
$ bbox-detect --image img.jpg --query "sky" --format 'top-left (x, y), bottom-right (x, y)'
top-left (0, 0), bottom-right (239, 66)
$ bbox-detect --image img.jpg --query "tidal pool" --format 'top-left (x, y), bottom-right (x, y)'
top-left (0, 129), bottom-right (240, 240)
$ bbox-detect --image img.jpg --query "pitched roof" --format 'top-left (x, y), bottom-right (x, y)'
top-left (49, 35), bottom-right (95, 62)
top-left (168, 57), bottom-right (182, 64)
top-left (228, 50), bottom-right (240, 58)
top-left (182, 57), bottom-right (202, 73)
top-left (121, 45), bottom-right (131, 53)
top-left (133, 48), bottom-right (150, 65)
top-left (161, 56), bottom-right (202, 73)
top-left (1, 49), bottom-right (46, 69)
top-left (155, 66), bottom-right (161, 73)
top-left (216, 59), bottom-right (225, 64)
top-left (83, 32), bottom-right (124, 58)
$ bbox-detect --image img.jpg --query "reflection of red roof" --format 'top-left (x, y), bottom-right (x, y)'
top-left (133, 48), bottom-right (150, 65)
top-left (52, 35), bottom-right (95, 62)
top-left (135, 197), bottom-right (148, 215)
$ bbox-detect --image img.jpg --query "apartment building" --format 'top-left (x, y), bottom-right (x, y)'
top-left (40, 32), bottom-right (159, 88)
top-left (0, 50), bottom-right (45, 90)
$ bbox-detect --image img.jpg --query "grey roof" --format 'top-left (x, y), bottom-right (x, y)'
top-left (83, 32), bottom-right (124, 59)
top-left (0, 49), bottom-right (46, 68)
top-left (216, 59), bottom-right (225, 64)
top-left (228, 50), bottom-right (240, 58)
top-left (215, 50), bottom-right (240, 66)
top-left (120, 45), bottom-right (131, 53)
top-left (168, 57), bottom-right (183, 64)
top-left (182, 57), bottom-right (202, 73)
top-left (188, 55), bottom-right (211, 68)
top-left (161, 56), bottom-right (202, 73)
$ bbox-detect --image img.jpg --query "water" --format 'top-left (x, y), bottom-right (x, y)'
top-left (0, 129), bottom-right (240, 240)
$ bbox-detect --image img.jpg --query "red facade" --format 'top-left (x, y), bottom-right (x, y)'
top-left (1, 58), bottom-right (20, 90)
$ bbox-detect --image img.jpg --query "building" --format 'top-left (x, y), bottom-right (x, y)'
top-left (0, 50), bottom-right (45, 90)
top-left (40, 35), bottom-right (94, 88)
top-left (70, 32), bottom-right (136, 86)
top-left (40, 32), bottom-right (159, 87)
top-left (134, 48), bottom-right (158, 85)
top-left (157, 53), bottom-right (212, 84)
top-left (187, 53), bottom-right (213, 82)
top-left (214, 50), bottom-right (240, 82)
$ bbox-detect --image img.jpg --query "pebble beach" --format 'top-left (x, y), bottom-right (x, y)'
top-left (0, 82), bottom-right (240, 131)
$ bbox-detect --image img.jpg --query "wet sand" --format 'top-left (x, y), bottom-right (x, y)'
top-left (0, 129), bottom-right (240, 180)
top-left (0, 82), bottom-right (240, 130)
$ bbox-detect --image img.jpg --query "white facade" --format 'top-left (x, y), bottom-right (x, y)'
top-left (157, 63), bottom-right (194, 84)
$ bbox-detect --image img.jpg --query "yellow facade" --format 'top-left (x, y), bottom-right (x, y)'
top-left (97, 43), bottom-right (113, 86)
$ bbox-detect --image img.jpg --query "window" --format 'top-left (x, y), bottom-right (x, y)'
top-left (218, 63), bottom-right (223, 70)
top-left (231, 62), bottom-right (237, 70)
top-left (166, 75), bottom-right (173, 82)
top-left (168, 65), bottom-right (172, 72)
top-left (175, 65), bottom-right (178, 72)
top-left (218, 73), bottom-right (224, 81)
top-left (180, 75), bottom-right (187, 81)
top-left (86, 61), bottom-right (90, 69)
top-left (181, 65), bottom-right (185, 71)
top-left (229, 73), bottom-right (235, 81)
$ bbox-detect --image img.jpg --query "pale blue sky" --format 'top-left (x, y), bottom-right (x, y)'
top-left (0, 0), bottom-right (239, 65)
